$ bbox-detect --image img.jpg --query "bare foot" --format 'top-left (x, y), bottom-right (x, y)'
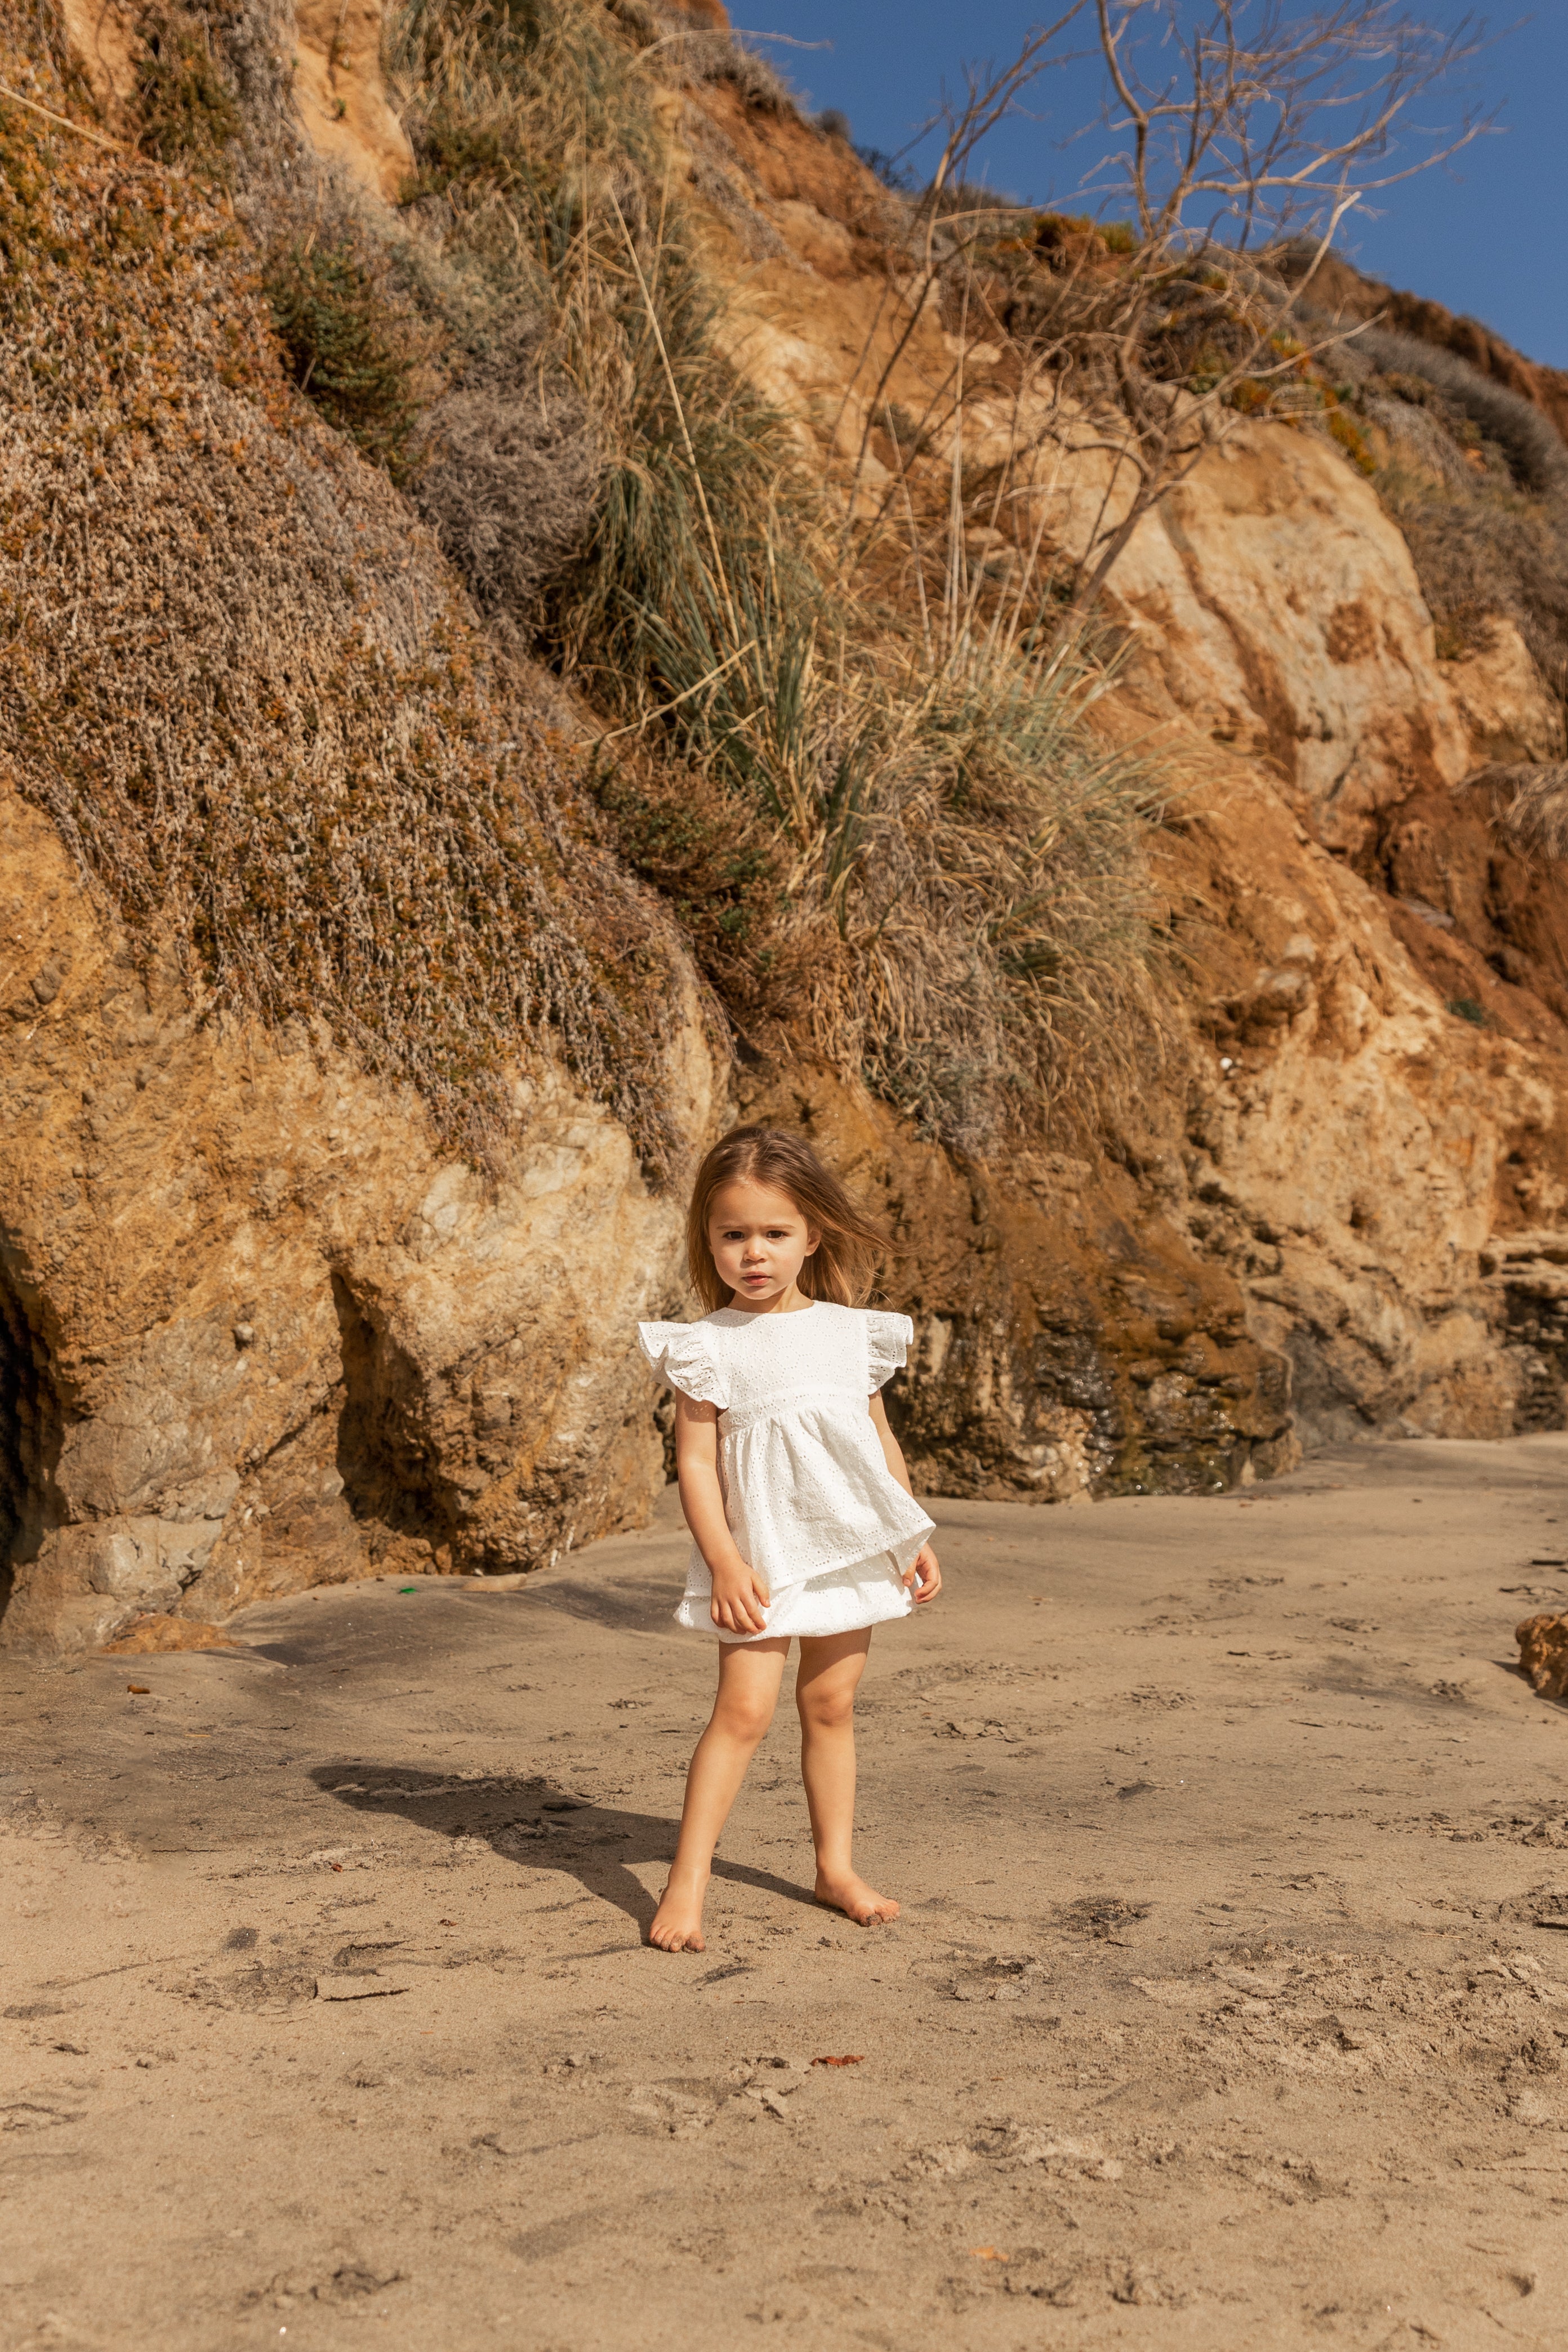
top-left (648, 1873), bottom-right (708, 1952)
top-left (815, 1870), bottom-right (900, 1926)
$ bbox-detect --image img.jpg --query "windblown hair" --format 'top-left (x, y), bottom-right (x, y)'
top-left (685, 1126), bottom-right (887, 1311)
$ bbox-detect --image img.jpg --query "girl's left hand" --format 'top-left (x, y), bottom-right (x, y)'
top-left (904, 1544), bottom-right (941, 1605)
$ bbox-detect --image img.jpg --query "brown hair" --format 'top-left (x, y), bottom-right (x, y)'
top-left (685, 1125), bottom-right (887, 1311)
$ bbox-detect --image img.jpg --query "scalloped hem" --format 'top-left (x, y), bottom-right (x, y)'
top-left (676, 1549), bottom-right (917, 1644)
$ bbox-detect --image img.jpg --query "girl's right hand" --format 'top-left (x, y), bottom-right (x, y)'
top-left (905, 1543), bottom-right (942, 1603)
top-left (709, 1563), bottom-right (772, 1636)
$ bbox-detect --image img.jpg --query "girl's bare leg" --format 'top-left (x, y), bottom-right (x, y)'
top-left (649, 1638), bottom-right (790, 1952)
top-left (796, 1628), bottom-right (899, 1926)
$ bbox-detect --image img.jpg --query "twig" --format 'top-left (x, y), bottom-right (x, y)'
top-left (593, 640), bottom-right (759, 747)
top-left (0, 82), bottom-right (128, 152)
top-left (729, 29), bottom-right (833, 48)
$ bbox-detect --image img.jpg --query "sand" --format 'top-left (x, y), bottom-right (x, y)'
top-left (4, 1433), bottom-right (1568, 2350)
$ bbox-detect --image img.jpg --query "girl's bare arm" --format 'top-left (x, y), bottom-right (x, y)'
top-left (868, 1392), bottom-right (942, 1603)
top-left (674, 1393), bottom-right (772, 1635)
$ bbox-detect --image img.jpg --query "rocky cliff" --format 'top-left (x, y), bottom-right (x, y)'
top-left (667, 48), bottom-right (1568, 1454)
top-left (2, 0), bottom-right (1564, 1650)
top-left (0, 777), bottom-right (719, 1652)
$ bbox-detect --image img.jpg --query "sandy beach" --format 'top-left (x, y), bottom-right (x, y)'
top-left (5, 1434), bottom-right (1568, 2350)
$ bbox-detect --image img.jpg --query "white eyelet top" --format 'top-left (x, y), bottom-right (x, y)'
top-left (637, 1302), bottom-right (935, 1601)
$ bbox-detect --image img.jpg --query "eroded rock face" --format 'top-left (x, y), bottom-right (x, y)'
top-left (0, 792), bottom-right (719, 1652)
top-left (1139, 766), bottom-right (1568, 1444)
top-left (1106, 428), bottom-right (1473, 854)
top-left (291, 0), bottom-right (415, 201)
top-left (11, 3), bottom-right (1562, 1662)
top-left (693, 123), bottom-right (1568, 1450)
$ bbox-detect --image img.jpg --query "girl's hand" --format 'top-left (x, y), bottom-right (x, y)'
top-left (710, 1562), bottom-right (772, 1636)
top-left (905, 1544), bottom-right (941, 1605)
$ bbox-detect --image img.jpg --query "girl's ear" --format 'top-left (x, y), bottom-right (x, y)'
top-left (803, 1224), bottom-right (821, 1257)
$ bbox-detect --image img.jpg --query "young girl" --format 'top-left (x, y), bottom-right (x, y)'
top-left (637, 1124), bottom-right (941, 1953)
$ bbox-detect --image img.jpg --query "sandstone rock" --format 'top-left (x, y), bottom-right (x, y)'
top-left (771, 199), bottom-right (857, 279)
top-left (56, 0), bottom-right (139, 111)
top-left (1147, 770), bottom-right (1568, 1442)
top-left (0, 790), bottom-right (720, 1655)
top-left (1054, 419), bottom-right (1474, 857)
top-left (1516, 1614), bottom-right (1568, 1702)
top-left (290, 0), bottom-right (415, 203)
top-left (100, 1614), bottom-right (248, 1655)
top-left (693, 122), bottom-right (1568, 1450)
top-left (1441, 621), bottom-right (1566, 769)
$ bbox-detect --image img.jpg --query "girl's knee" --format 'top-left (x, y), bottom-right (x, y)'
top-left (715, 1688), bottom-right (777, 1744)
top-left (798, 1682), bottom-right (857, 1733)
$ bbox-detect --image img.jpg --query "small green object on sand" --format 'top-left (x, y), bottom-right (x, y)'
top-left (398, 1585), bottom-right (418, 1594)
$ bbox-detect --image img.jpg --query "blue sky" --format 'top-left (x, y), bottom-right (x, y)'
top-left (753, 5), bottom-right (1568, 367)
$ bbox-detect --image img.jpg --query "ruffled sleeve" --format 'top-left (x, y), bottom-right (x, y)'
top-left (637, 1320), bottom-right (728, 1410)
top-left (863, 1309), bottom-right (914, 1392)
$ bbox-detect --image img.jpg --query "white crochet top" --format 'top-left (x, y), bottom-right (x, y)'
top-left (637, 1302), bottom-right (935, 1598)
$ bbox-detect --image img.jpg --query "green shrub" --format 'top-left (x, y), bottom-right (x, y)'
top-left (262, 235), bottom-right (434, 481)
top-left (1447, 996), bottom-right (1486, 1026)
top-left (133, 3), bottom-right (239, 164)
top-left (1326, 407), bottom-right (1376, 476)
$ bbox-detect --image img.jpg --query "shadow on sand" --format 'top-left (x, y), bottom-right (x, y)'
top-left (310, 1763), bottom-right (818, 1941)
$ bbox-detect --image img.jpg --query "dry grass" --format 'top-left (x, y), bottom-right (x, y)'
top-left (608, 0), bottom-right (798, 114)
top-left (608, 525), bottom-right (1161, 1147)
top-left (133, 1), bottom-right (240, 163)
top-left (412, 336), bottom-right (598, 616)
top-left (386, 0), bottom-right (807, 671)
top-left (817, 641), bottom-right (1160, 1151)
top-left (1350, 326), bottom-right (1568, 498)
top-left (1493, 764), bottom-right (1568, 861)
top-left (383, 0), bottom-right (1163, 1151)
top-left (2, 0), bottom-right (1166, 1174)
top-left (1380, 469), bottom-right (1568, 687)
top-left (0, 38), bottom-right (681, 1177)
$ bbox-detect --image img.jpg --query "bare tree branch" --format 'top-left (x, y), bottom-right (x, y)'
top-left (826, 1), bottom-right (1495, 646)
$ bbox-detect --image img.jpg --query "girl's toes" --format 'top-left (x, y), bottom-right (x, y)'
top-left (817, 1876), bottom-right (900, 1927)
top-left (648, 1894), bottom-right (707, 1952)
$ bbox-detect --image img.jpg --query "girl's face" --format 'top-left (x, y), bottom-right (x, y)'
top-left (707, 1178), bottom-right (819, 1309)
